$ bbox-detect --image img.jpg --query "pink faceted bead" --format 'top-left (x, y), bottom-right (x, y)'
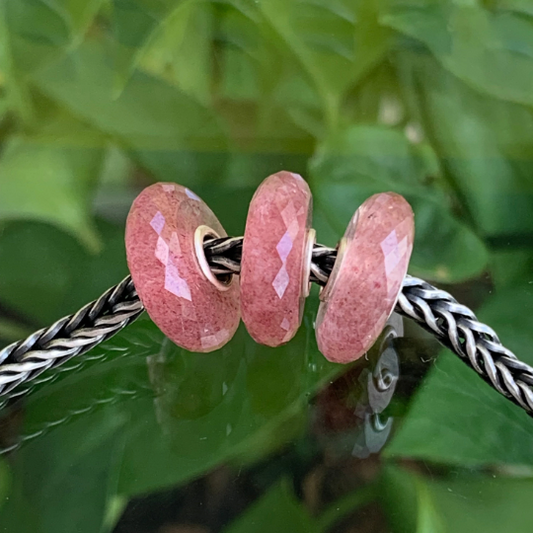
top-left (125, 183), bottom-right (240, 353)
top-left (316, 193), bottom-right (414, 364)
top-left (241, 171), bottom-right (313, 346)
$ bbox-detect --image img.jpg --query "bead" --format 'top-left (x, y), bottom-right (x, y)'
top-left (240, 171), bottom-right (314, 346)
top-left (125, 183), bottom-right (240, 352)
top-left (316, 192), bottom-right (414, 364)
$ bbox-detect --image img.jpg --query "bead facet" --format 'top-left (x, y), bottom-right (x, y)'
top-left (125, 183), bottom-right (240, 352)
top-left (240, 171), bottom-right (313, 346)
top-left (316, 192), bottom-right (414, 364)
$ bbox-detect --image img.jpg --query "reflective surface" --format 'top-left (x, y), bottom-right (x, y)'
top-left (1, 296), bottom-right (533, 533)
top-left (0, 309), bottom-right (407, 531)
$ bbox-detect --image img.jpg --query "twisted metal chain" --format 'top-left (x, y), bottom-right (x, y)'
top-left (0, 277), bottom-right (143, 396)
top-left (1, 237), bottom-right (533, 417)
top-left (396, 278), bottom-right (533, 415)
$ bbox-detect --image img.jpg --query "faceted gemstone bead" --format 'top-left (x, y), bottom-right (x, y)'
top-left (241, 171), bottom-right (313, 346)
top-left (316, 193), bottom-right (414, 364)
top-left (125, 183), bottom-right (240, 352)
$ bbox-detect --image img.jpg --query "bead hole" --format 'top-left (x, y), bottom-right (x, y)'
top-left (194, 225), bottom-right (233, 291)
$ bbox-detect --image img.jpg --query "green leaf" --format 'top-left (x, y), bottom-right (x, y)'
top-left (395, 52), bottom-right (533, 239)
top-left (110, 0), bottom-right (184, 89)
top-left (0, 458), bottom-right (10, 512)
top-left (213, 2), bottom-right (324, 144)
top-left (215, 0), bottom-right (392, 138)
top-left (385, 284), bottom-right (533, 467)
top-left (0, 0), bottom-right (104, 121)
top-left (31, 38), bottom-right (228, 185)
top-left (309, 125), bottom-right (489, 283)
top-left (499, 1), bottom-right (533, 18)
top-left (428, 475), bottom-right (533, 533)
top-left (55, 0), bottom-right (106, 34)
top-left (0, 217), bottom-right (128, 326)
top-left (382, 465), bottom-right (533, 533)
top-left (380, 465), bottom-right (418, 533)
top-left (218, 8), bottom-right (262, 102)
top-left (382, 3), bottom-right (533, 108)
top-left (110, 0), bottom-right (215, 104)
top-left (138, 0), bottom-right (214, 106)
top-left (415, 476), bottom-right (446, 533)
top-left (491, 249), bottom-right (533, 290)
top-left (0, 117), bottom-right (104, 251)
top-left (254, 0), bottom-right (391, 130)
top-left (0, 96), bottom-right (8, 121)
top-left (0, 316), bottom-right (32, 345)
top-left (0, 210), bottom-right (76, 327)
top-left (222, 479), bottom-right (318, 533)
top-left (0, 404), bottom-right (128, 533)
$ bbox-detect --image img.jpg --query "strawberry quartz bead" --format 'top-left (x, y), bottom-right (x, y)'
top-left (316, 193), bottom-right (414, 364)
top-left (240, 171), bottom-right (314, 346)
top-left (125, 183), bottom-right (240, 352)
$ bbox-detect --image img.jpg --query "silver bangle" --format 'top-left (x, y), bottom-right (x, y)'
top-left (1, 237), bottom-right (532, 418)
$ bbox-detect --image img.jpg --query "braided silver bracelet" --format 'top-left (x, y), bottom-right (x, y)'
top-left (1, 236), bottom-right (532, 417)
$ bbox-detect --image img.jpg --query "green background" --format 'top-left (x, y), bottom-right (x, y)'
top-left (1, 0), bottom-right (533, 531)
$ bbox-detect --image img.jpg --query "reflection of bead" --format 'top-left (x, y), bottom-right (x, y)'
top-left (126, 183), bottom-right (240, 352)
top-left (352, 413), bottom-right (394, 459)
top-left (316, 193), bottom-right (414, 364)
top-left (241, 172), bottom-right (314, 346)
top-left (368, 329), bottom-right (400, 414)
top-left (352, 322), bottom-right (400, 459)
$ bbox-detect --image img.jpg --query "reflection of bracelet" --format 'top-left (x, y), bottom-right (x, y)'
top-left (1, 173), bottom-right (532, 419)
top-left (0, 314), bottom-right (402, 456)
top-left (318, 323), bottom-right (401, 460)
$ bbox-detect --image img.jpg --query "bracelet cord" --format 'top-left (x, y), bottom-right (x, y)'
top-left (1, 237), bottom-right (532, 417)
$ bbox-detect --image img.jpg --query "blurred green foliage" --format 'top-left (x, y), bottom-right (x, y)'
top-left (1, 0), bottom-right (533, 532)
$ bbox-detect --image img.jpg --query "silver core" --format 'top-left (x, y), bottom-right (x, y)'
top-left (194, 225), bottom-right (233, 291)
